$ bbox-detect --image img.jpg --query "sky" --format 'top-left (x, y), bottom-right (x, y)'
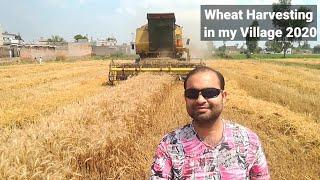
top-left (0, 0), bottom-right (319, 48)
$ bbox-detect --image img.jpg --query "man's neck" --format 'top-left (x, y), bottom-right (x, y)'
top-left (192, 118), bottom-right (224, 147)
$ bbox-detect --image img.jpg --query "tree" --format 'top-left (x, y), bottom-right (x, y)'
top-left (301, 41), bottom-right (311, 49)
top-left (74, 34), bottom-right (88, 42)
top-left (255, 46), bottom-right (262, 54)
top-left (272, 0), bottom-right (312, 57)
top-left (239, 44), bottom-right (246, 54)
top-left (47, 35), bottom-right (65, 45)
top-left (216, 42), bottom-right (226, 58)
top-left (265, 40), bottom-right (283, 53)
top-left (313, 45), bottom-right (320, 54)
top-left (245, 20), bottom-right (259, 58)
top-left (15, 33), bottom-right (23, 40)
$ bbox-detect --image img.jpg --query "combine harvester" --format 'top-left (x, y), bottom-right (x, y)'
top-left (108, 13), bottom-right (205, 85)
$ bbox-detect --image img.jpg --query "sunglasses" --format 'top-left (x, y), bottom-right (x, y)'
top-left (185, 88), bottom-right (222, 99)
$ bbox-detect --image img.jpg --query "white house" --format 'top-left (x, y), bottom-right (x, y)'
top-left (280, 48), bottom-right (292, 55)
top-left (2, 32), bottom-right (24, 45)
top-left (96, 37), bottom-right (117, 47)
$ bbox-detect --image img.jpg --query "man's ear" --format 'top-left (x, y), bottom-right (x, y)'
top-left (222, 90), bottom-right (227, 105)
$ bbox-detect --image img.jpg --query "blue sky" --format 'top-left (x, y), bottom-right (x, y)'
top-left (0, 0), bottom-right (319, 47)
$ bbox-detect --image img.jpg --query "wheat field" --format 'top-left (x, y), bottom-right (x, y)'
top-left (0, 59), bottom-right (319, 179)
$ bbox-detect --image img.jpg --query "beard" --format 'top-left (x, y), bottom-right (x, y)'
top-left (188, 104), bottom-right (223, 128)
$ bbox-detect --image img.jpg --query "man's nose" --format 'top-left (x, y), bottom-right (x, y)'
top-left (196, 93), bottom-right (206, 104)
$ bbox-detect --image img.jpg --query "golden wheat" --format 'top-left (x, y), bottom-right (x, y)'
top-left (209, 60), bottom-right (320, 121)
top-left (0, 61), bottom-right (108, 126)
top-left (0, 59), bottom-right (319, 179)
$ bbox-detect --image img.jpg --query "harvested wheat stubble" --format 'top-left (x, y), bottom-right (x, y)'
top-left (221, 78), bottom-right (320, 179)
top-left (119, 82), bottom-right (191, 179)
top-left (209, 60), bottom-right (320, 122)
top-left (0, 61), bottom-right (108, 126)
top-left (207, 60), bottom-right (320, 179)
top-left (1, 59), bottom-right (319, 179)
top-left (0, 73), bottom-right (175, 179)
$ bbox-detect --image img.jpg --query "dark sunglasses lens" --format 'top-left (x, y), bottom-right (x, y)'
top-left (185, 89), bottom-right (199, 99)
top-left (202, 88), bottom-right (221, 98)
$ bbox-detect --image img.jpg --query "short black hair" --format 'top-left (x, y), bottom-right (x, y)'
top-left (184, 66), bottom-right (225, 90)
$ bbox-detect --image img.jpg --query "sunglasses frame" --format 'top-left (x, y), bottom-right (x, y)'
top-left (184, 87), bottom-right (223, 99)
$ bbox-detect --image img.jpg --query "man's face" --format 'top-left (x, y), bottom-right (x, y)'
top-left (184, 71), bottom-right (227, 125)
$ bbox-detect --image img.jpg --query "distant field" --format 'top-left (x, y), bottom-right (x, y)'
top-left (0, 59), bottom-right (319, 179)
top-left (211, 53), bottom-right (320, 60)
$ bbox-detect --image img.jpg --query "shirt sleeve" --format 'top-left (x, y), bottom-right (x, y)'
top-left (150, 140), bottom-right (173, 179)
top-left (249, 142), bottom-right (270, 180)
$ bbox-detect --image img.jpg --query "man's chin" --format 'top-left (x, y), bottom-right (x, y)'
top-left (193, 114), bottom-right (212, 123)
top-left (192, 112), bottom-right (220, 126)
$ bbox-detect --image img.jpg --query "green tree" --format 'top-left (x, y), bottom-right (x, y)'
top-left (272, 0), bottom-right (312, 57)
top-left (255, 46), bottom-right (262, 54)
top-left (239, 44), bottom-right (246, 54)
top-left (265, 40), bottom-right (283, 53)
top-left (216, 42), bottom-right (226, 58)
top-left (47, 35), bottom-right (65, 45)
top-left (245, 20), bottom-right (259, 58)
top-left (74, 34), bottom-right (88, 42)
top-left (313, 45), bottom-right (320, 54)
top-left (301, 41), bottom-right (311, 49)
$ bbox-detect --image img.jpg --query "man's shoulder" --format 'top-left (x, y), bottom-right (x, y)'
top-left (225, 120), bottom-right (261, 147)
top-left (161, 124), bottom-right (196, 144)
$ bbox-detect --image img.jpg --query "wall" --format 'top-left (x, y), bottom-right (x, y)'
top-left (0, 46), bottom-right (21, 58)
top-left (92, 46), bottom-right (118, 56)
top-left (0, 46), bottom-right (9, 58)
top-left (68, 43), bottom-right (92, 57)
top-left (20, 46), bottom-right (65, 60)
top-left (20, 42), bottom-right (92, 60)
top-left (92, 44), bottom-right (131, 56)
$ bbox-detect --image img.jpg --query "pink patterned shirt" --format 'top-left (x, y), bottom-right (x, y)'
top-left (150, 120), bottom-right (270, 179)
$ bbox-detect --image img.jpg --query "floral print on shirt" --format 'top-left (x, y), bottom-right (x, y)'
top-left (150, 120), bottom-right (270, 180)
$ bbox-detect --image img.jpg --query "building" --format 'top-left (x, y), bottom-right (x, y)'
top-left (292, 49), bottom-right (312, 54)
top-left (37, 37), bottom-right (50, 45)
top-left (226, 45), bottom-right (240, 54)
top-left (280, 48), bottom-right (292, 55)
top-left (96, 37), bottom-right (117, 46)
top-left (2, 32), bottom-right (24, 46)
top-left (0, 26), bottom-right (24, 58)
top-left (93, 37), bottom-right (130, 56)
top-left (92, 43), bottom-right (132, 56)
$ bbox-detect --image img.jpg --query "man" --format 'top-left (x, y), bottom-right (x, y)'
top-left (150, 66), bottom-right (270, 179)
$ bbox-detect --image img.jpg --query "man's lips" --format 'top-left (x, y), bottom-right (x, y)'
top-left (195, 106), bottom-right (209, 113)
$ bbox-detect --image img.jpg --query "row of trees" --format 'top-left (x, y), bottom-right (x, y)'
top-left (241, 0), bottom-right (313, 58)
top-left (212, 40), bottom-right (317, 56)
top-left (265, 40), bottom-right (312, 53)
top-left (45, 34), bottom-right (88, 44)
